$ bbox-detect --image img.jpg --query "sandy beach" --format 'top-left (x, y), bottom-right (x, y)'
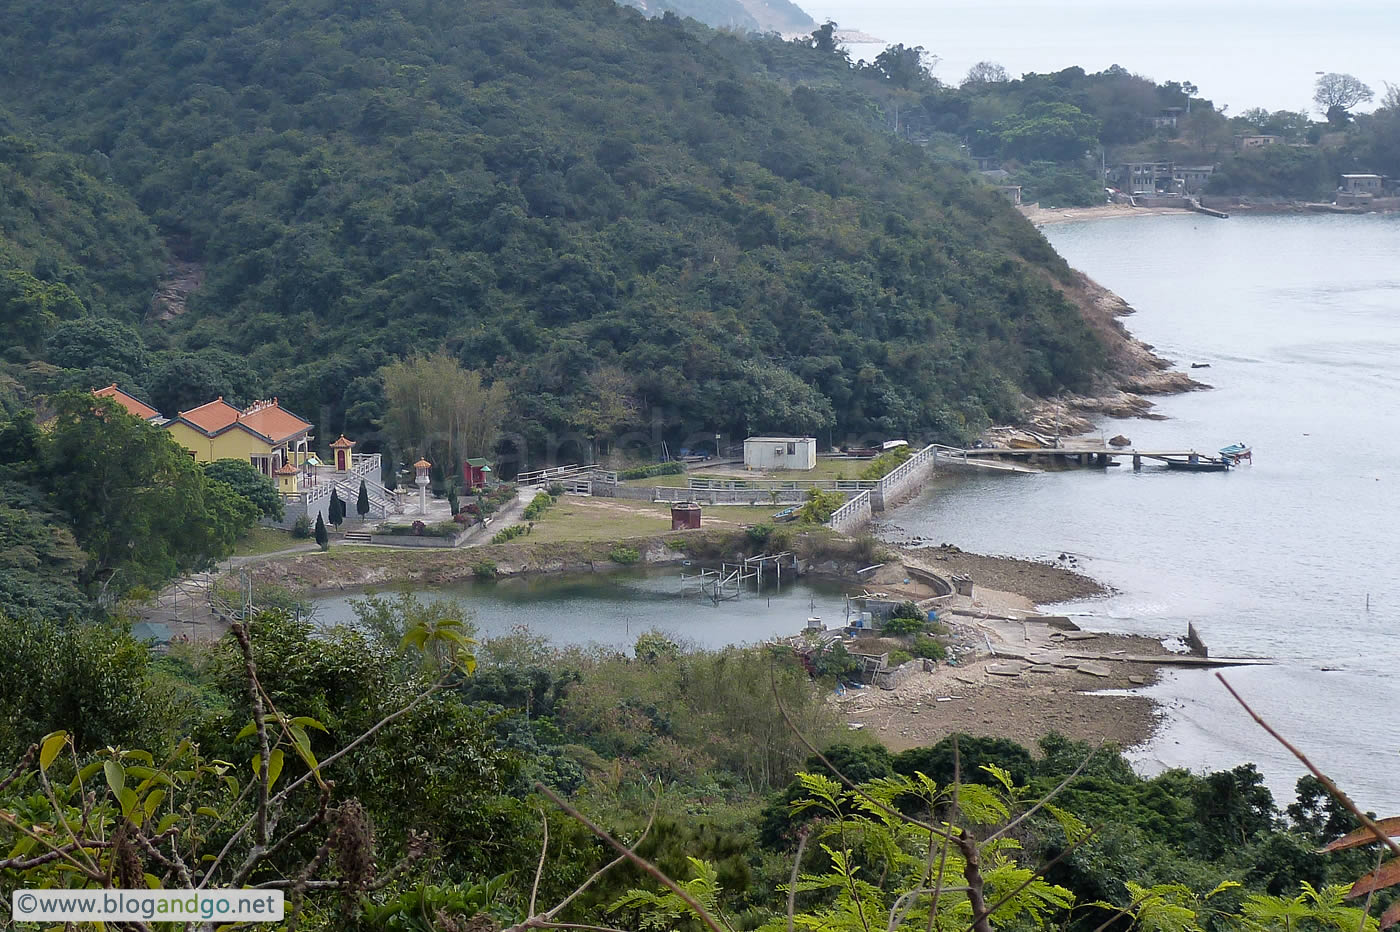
top-left (1019, 203), bottom-right (1195, 226)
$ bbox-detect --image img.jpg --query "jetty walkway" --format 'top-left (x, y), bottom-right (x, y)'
top-left (953, 441), bottom-right (1236, 469)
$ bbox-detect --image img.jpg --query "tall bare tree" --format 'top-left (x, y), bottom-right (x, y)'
top-left (1313, 72), bottom-right (1374, 117)
top-left (961, 61), bottom-right (1009, 87)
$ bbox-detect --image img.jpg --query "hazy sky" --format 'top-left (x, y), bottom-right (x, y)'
top-left (802, 0), bottom-right (1397, 114)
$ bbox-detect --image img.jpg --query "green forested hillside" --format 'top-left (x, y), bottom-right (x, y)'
top-left (0, 0), bottom-right (1105, 463)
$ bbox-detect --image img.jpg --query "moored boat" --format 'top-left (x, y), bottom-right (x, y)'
top-left (1165, 458), bottom-right (1230, 472)
top-left (1219, 442), bottom-right (1252, 464)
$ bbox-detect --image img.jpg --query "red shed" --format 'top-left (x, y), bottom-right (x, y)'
top-left (670, 502), bottom-right (702, 530)
top-left (463, 458), bottom-right (493, 490)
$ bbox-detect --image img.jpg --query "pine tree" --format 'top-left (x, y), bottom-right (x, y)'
top-left (357, 479), bottom-right (370, 520)
top-left (314, 512), bottom-right (328, 550)
top-left (329, 489), bottom-right (343, 527)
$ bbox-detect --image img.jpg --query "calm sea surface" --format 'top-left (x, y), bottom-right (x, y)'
top-left (882, 212), bottom-right (1400, 813)
top-left (801, 0), bottom-right (1397, 115)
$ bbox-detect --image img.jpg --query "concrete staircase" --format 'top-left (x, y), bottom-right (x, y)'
top-left (341, 529), bottom-right (373, 544)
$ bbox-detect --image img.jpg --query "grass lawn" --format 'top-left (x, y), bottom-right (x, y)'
top-left (686, 458), bottom-right (875, 483)
top-left (522, 499), bottom-right (792, 544)
top-left (232, 526), bottom-right (300, 557)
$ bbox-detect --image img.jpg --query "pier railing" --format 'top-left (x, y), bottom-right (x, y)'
top-left (826, 490), bottom-right (872, 534)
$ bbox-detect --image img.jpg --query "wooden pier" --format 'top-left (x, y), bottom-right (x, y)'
top-left (958, 441), bottom-right (1239, 470)
top-left (680, 551), bottom-right (796, 603)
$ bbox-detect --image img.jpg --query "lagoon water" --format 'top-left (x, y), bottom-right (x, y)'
top-left (311, 570), bottom-right (852, 652)
top-left (884, 212), bottom-right (1400, 814)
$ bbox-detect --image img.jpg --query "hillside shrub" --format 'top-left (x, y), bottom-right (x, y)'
top-left (858, 446), bottom-right (912, 480)
top-left (912, 634), bottom-right (946, 660)
top-left (547, 482), bottom-right (566, 496)
top-left (609, 545), bottom-right (641, 565)
top-left (797, 487), bottom-right (846, 525)
top-left (882, 615), bottom-right (925, 636)
top-left (472, 561), bottom-right (497, 580)
top-left (491, 525), bottom-right (526, 544)
top-left (522, 492), bottom-right (553, 520)
top-left (291, 514), bottom-right (311, 539)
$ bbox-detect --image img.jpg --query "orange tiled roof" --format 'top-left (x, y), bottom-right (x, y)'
top-left (178, 397), bottom-right (242, 434)
top-left (236, 398), bottom-right (313, 444)
top-left (93, 384), bottom-right (161, 421)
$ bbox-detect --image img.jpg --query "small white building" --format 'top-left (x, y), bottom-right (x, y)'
top-left (744, 436), bottom-right (817, 471)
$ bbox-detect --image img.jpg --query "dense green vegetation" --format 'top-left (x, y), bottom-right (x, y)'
top-left (0, 0), bottom-right (1109, 470)
top-left (886, 63), bottom-right (1400, 204)
top-left (0, 397), bottom-right (262, 616)
top-left (0, 600), bottom-right (1391, 929)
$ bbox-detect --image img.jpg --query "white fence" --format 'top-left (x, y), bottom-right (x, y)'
top-left (826, 490), bottom-right (872, 534)
top-left (870, 443), bottom-right (937, 510)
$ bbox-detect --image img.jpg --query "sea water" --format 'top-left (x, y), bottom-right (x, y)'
top-left (883, 212), bottom-right (1400, 813)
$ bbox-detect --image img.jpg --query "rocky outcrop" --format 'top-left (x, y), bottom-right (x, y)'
top-left (148, 259), bottom-right (205, 321)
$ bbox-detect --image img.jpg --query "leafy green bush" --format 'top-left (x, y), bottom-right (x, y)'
top-left (291, 514), bottom-right (312, 539)
top-left (745, 523), bottom-right (774, 545)
top-left (912, 634), bottom-right (947, 660)
top-left (522, 492), bottom-right (553, 520)
top-left (618, 462), bottom-right (687, 480)
top-left (809, 641), bottom-right (861, 680)
top-left (547, 482), bottom-right (566, 497)
top-left (882, 615), bottom-right (925, 636)
top-left (491, 525), bottom-right (527, 544)
top-left (472, 561), bottom-right (497, 580)
top-left (798, 487), bottom-right (846, 525)
top-left (858, 446), bottom-right (912, 480)
top-left (633, 630), bottom-right (680, 663)
top-left (609, 545), bottom-right (641, 565)
top-left (887, 649), bottom-right (914, 666)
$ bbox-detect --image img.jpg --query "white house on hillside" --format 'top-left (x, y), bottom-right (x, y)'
top-left (744, 436), bottom-right (817, 470)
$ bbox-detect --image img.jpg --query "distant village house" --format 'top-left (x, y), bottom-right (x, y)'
top-left (994, 185), bottom-right (1022, 206)
top-left (1151, 107), bottom-right (1184, 129)
top-left (1235, 134), bottom-right (1282, 150)
top-left (1337, 173), bottom-right (1385, 206)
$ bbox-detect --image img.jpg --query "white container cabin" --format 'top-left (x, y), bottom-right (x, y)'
top-left (743, 436), bottom-right (817, 471)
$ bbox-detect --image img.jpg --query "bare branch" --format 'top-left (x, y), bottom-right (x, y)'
top-left (530, 806), bottom-right (549, 918)
top-left (0, 744), bottom-right (35, 795)
top-left (789, 829), bottom-right (810, 932)
top-left (202, 667), bottom-right (453, 888)
top-left (928, 815), bottom-right (953, 932)
top-left (0, 809), bottom-right (105, 880)
top-left (0, 840), bottom-right (114, 871)
top-left (231, 621), bottom-right (272, 847)
top-left (522, 785), bottom-right (661, 928)
top-left (961, 825), bottom-right (1100, 932)
top-left (1087, 894), bottom-right (1148, 932)
top-left (1217, 673), bottom-right (1400, 859)
top-left (535, 783), bottom-right (728, 932)
top-left (955, 829), bottom-right (993, 932)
